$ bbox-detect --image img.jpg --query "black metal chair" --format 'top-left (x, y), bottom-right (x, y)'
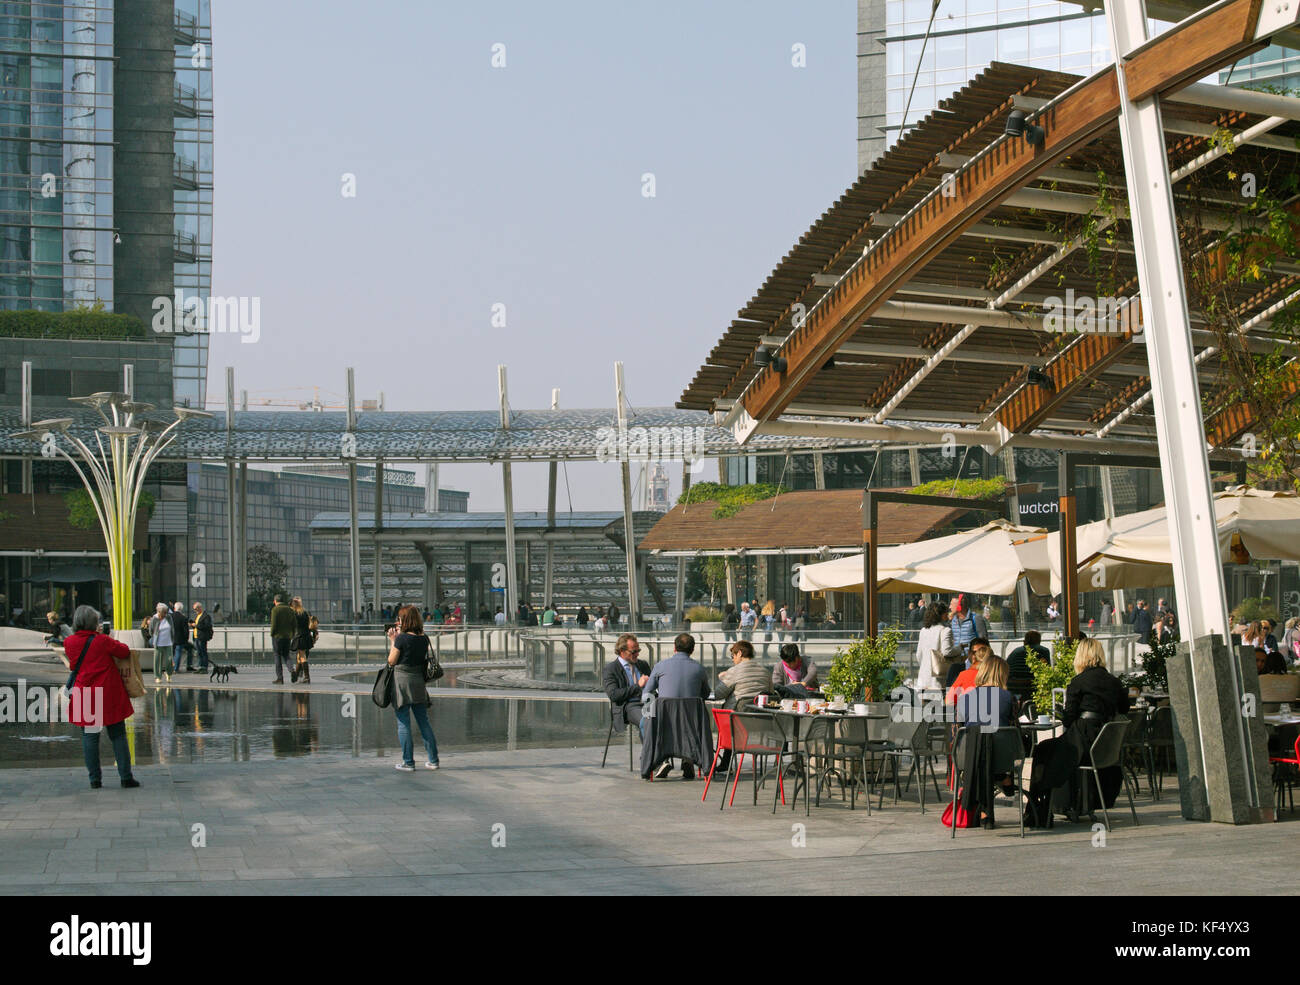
top-left (824, 715), bottom-right (872, 813)
top-left (601, 701), bottom-right (639, 771)
top-left (1146, 705), bottom-right (1175, 800)
top-left (949, 726), bottom-right (1028, 837)
top-left (1080, 718), bottom-right (1141, 830)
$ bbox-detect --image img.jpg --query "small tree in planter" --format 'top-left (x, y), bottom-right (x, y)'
top-left (1031, 636), bottom-right (1078, 717)
top-left (1120, 630), bottom-right (1174, 692)
top-left (824, 625), bottom-right (903, 701)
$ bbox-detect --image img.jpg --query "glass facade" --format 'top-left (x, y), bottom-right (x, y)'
top-left (0, 1), bottom-right (116, 311)
top-left (883, 0), bottom-right (1109, 147)
top-left (171, 0), bottom-right (212, 408)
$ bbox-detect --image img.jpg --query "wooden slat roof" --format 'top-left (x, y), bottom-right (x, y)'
top-left (637, 488), bottom-right (969, 553)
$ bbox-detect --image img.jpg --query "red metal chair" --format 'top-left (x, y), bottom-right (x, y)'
top-left (702, 708), bottom-right (736, 803)
top-left (728, 711), bottom-right (788, 810)
top-left (1269, 732), bottom-right (1300, 820)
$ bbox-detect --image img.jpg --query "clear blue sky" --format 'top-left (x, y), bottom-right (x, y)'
top-left (209, 0), bottom-right (857, 509)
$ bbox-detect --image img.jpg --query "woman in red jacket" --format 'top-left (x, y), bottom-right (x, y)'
top-left (63, 605), bottom-right (139, 789)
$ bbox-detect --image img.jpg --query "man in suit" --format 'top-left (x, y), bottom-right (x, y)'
top-left (642, 633), bottom-right (711, 779)
top-left (601, 633), bottom-right (650, 733)
top-left (1132, 599), bottom-right (1154, 644)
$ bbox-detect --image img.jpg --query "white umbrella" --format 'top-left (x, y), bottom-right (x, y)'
top-left (798, 519), bottom-right (1051, 596)
top-left (1047, 486), bottom-right (1300, 594)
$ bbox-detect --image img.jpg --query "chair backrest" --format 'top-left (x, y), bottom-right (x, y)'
top-left (1020, 699), bottom-right (1036, 723)
top-left (711, 708), bottom-right (736, 750)
top-left (1259, 674), bottom-right (1300, 703)
top-left (989, 726), bottom-right (1024, 774)
top-left (731, 711), bottom-right (785, 755)
top-left (802, 715), bottom-right (838, 758)
top-left (1149, 704), bottom-right (1173, 741)
top-left (1124, 709), bottom-right (1146, 745)
top-left (1088, 719), bottom-right (1131, 770)
top-left (834, 715), bottom-right (868, 745)
top-left (651, 697), bottom-right (711, 760)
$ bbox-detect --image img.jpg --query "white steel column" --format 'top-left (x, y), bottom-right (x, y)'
top-left (373, 459), bottom-right (384, 612)
top-left (499, 366), bottom-right (519, 623)
top-left (346, 369), bottom-right (361, 618)
top-left (1105, 0), bottom-right (1254, 821)
top-left (615, 362), bottom-right (640, 629)
top-left (544, 388), bottom-right (559, 609)
top-left (1001, 447), bottom-right (1032, 630)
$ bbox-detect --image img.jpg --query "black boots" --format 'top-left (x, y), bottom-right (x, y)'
top-left (299, 661), bottom-right (310, 684)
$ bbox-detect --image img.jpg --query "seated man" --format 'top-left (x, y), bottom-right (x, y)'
top-left (601, 633), bottom-right (650, 732)
top-left (643, 632), bottom-right (711, 780)
top-left (1005, 630), bottom-right (1050, 701)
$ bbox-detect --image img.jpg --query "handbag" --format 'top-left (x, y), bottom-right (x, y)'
top-left (929, 647), bottom-right (945, 678)
top-left (371, 663), bottom-right (395, 708)
top-left (941, 789), bottom-right (975, 828)
top-left (115, 649), bottom-right (146, 698)
top-left (424, 641), bottom-right (444, 683)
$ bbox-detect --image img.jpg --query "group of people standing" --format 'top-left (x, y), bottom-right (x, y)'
top-left (143, 601), bottom-right (214, 682)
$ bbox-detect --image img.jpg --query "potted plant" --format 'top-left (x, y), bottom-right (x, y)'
top-left (1030, 636), bottom-right (1078, 717)
top-left (824, 625), bottom-right (903, 702)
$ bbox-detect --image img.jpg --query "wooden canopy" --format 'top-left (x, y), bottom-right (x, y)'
top-left (637, 488), bottom-right (970, 554)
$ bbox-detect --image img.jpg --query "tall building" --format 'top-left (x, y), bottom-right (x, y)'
top-left (0, 0), bottom-right (213, 619)
top-left (0, 0), bottom-right (212, 406)
top-left (860, 1), bottom-right (1299, 173)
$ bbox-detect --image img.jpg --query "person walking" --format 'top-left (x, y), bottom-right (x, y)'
top-left (149, 602), bottom-right (174, 683)
top-left (269, 594), bottom-right (297, 684)
top-left (386, 605), bottom-right (440, 772)
top-left (171, 601), bottom-right (192, 672)
top-left (290, 596), bottom-right (315, 684)
top-left (64, 605), bottom-right (140, 789)
top-left (191, 602), bottom-right (212, 673)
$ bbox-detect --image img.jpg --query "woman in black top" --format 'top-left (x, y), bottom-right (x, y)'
top-left (1051, 638), bottom-right (1129, 818)
top-left (387, 604), bottom-right (440, 772)
top-left (289, 597), bottom-right (315, 684)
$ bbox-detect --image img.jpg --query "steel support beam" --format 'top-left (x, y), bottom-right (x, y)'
top-left (544, 388), bottom-right (559, 609)
top-left (1108, 2), bottom-right (1251, 823)
top-left (373, 458), bottom-right (384, 612)
top-left (347, 369), bottom-right (361, 618)
top-left (499, 365), bottom-right (519, 623)
top-left (615, 362), bottom-right (640, 629)
top-left (237, 457), bottom-right (248, 614)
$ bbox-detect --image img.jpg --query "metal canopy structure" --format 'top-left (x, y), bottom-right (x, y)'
top-left (678, 0), bottom-right (1300, 824)
top-left (680, 65), bottom-right (1300, 452)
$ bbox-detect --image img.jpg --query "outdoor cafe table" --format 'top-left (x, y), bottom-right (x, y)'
top-left (754, 706), bottom-right (889, 808)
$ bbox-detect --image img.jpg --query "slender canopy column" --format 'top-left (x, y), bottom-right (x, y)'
top-left (615, 362), bottom-right (640, 630)
top-left (499, 365), bottom-right (519, 623)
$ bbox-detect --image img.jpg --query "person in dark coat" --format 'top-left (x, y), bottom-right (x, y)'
top-left (601, 633), bottom-right (650, 731)
top-left (1045, 638), bottom-right (1130, 819)
top-left (64, 605), bottom-right (139, 789)
top-left (641, 633), bottom-right (710, 779)
top-left (1132, 600), bottom-right (1154, 644)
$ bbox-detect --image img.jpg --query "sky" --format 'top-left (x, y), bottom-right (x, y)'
top-left (207, 0), bottom-right (857, 511)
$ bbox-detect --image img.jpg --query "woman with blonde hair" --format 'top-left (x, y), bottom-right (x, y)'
top-left (289, 596), bottom-right (316, 684)
top-left (1050, 637), bottom-right (1130, 820)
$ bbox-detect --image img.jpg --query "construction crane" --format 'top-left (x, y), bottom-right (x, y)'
top-left (204, 386), bottom-right (385, 412)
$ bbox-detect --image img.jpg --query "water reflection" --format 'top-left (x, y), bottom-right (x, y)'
top-left (0, 682), bottom-right (606, 769)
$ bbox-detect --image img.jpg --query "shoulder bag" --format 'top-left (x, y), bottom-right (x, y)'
top-left (424, 636), bottom-right (444, 682)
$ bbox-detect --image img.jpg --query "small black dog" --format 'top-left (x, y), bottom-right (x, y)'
top-left (209, 664), bottom-right (238, 683)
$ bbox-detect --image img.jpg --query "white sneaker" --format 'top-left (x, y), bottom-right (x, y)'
top-left (153, 677), bottom-right (161, 684)
top-left (394, 763), bottom-right (415, 772)
top-left (424, 762), bottom-right (439, 771)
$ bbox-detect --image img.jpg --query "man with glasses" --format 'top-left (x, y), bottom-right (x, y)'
top-left (602, 633), bottom-right (651, 734)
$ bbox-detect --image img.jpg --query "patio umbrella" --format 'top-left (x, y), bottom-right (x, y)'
top-left (798, 519), bottom-right (1052, 595)
top-left (1047, 486), bottom-right (1300, 594)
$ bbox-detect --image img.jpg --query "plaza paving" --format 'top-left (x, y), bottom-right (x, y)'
top-left (0, 742), bottom-right (1292, 895)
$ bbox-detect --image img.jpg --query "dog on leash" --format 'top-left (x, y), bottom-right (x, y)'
top-left (209, 663), bottom-right (238, 683)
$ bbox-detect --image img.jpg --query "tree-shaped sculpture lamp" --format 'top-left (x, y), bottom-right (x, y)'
top-left (11, 393), bottom-right (211, 635)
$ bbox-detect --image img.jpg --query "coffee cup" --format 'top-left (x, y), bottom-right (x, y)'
top-left (795, 700), bottom-right (809, 714)
top-left (780, 699), bottom-right (795, 711)
top-left (853, 703), bottom-right (868, 716)
top-left (1037, 714), bottom-right (1051, 725)
top-left (755, 694), bottom-right (769, 708)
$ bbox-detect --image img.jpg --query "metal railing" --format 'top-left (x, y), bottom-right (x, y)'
top-left (173, 230), bottom-right (197, 259)
top-left (174, 9), bottom-right (197, 39)
top-left (173, 81), bottom-right (197, 115)
top-left (200, 623), bottom-right (525, 666)
top-left (173, 155), bottom-right (198, 186)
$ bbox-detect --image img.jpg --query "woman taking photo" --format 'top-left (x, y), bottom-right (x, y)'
top-left (64, 605), bottom-right (139, 789)
top-left (386, 604), bottom-right (440, 772)
top-left (915, 601), bottom-right (960, 693)
top-left (289, 596), bottom-right (316, 684)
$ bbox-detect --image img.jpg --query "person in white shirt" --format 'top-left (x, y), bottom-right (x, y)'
top-left (493, 607), bottom-right (506, 627)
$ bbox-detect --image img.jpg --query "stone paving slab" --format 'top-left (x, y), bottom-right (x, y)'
top-left (0, 745), bottom-right (1293, 895)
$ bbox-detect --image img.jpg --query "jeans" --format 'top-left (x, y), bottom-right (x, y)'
top-left (154, 645), bottom-right (174, 677)
top-left (175, 643), bottom-right (188, 671)
top-left (195, 638), bottom-right (209, 670)
top-left (83, 721), bottom-right (133, 783)
top-left (395, 703), bottom-right (439, 766)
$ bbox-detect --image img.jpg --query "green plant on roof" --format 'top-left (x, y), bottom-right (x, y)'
top-left (907, 477), bottom-right (1010, 500)
top-left (677, 482), bottom-right (783, 519)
